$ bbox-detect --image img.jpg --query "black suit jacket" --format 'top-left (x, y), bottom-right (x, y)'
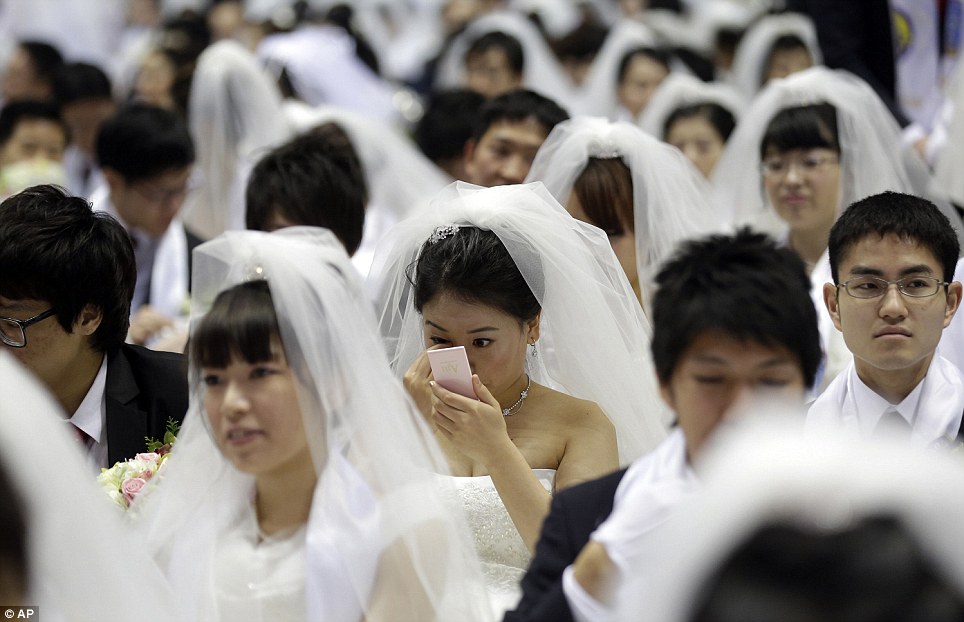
top-left (104, 343), bottom-right (189, 465)
top-left (504, 468), bottom-right (628, 622)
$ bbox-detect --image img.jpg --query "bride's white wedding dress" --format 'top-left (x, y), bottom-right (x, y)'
top-left (454, 469), bottom-right (557, 617)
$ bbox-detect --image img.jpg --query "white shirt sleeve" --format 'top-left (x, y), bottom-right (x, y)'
top-left (563, 564), bottom-right (613, 622)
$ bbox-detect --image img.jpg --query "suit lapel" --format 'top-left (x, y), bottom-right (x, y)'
top-left (104, 347), bottom-right (148, 465)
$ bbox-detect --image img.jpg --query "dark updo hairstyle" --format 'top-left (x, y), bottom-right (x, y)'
top-left (0, 458), bottom-right (27, 601)
top-left (410, 227), bottom-right (541, 324)
top-left (572, 157), bottom-right (634, 237)
top-left (690, 516), bottom-right (964, 622)
top-left (663, 102), bottom-right (737, 144)
top-left (759, 102), bottom-right (839, 159)
top-left (190, 280), bottom-right (282, 369)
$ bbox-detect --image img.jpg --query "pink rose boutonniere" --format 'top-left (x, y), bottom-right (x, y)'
top-left (96, 418), bottom-right (180, 509)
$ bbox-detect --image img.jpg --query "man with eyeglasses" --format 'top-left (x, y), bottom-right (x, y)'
top-left (90, 102), bottom-right (201, 348)
top-left (0, 184), bottom-right (188, 469)
top-left (808, 191), bottom-right (964, 447)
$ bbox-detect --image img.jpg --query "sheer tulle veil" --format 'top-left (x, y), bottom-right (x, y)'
top-left (637, 73), bottom-right (745, 138)
top-left (367, 181), bottom-right (670, 464)
top-left (616, 420), bottom-right (964, 621)
top-left (131, 227), bottom-right (489, 621)
top-left (0, 352), bottom-right (176, 621)
top-left (524, 117), bottom-right (723, 309)
top-left (183, 40), bottom-right (292, 240)
top-left (712, 66), bottom-right (964, 246)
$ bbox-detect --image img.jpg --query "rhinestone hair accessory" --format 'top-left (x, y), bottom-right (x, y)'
top-left (428, 224), bottom-right (460, 244)
top-left (243, 262), bottom-right (267, 281)
top-left (587, 137), bottom-right (621, 159)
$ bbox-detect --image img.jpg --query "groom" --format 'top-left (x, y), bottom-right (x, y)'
top-left (505, 228), bottom-right (822, 621)
top-left (0, 184), bottom-right (188, 468)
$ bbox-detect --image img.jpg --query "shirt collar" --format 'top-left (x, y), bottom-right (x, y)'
top-left (69, 355), bottom-right (107, 444)
top-left (850, 362), bottom-right (928, 435)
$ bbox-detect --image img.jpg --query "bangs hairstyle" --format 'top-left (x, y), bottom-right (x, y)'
top-left (617, 46), bottom-right (671, 84)
top-left (663, 102), bottom-right (737, 143)
top-left (651, 228), bottom-right (821, 389)
top-left (408, 226), bottom-right (542, 323)
top-left (572, 157), bottom-right (634, 236)
top-left (190, 280), bottom-right (283, 369)
top-left (759, 102), bottom-right (839, 159)
top-left (762, 34), bottom-right (811, 84)
top-left (465, 31), bottom-right (525, 75)
top-left (0, 185), bottom-right (134, 352)
top-left (828, 191), bottom-right (961, 284)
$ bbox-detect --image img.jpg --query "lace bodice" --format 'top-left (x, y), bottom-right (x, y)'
top-left (453, 469), bottom-right (556, 616)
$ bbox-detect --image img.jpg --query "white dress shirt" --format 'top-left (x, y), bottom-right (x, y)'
top-left (808, 355), bottom-right (964, 448)
top-left (563, 428), bottom-right (700, 622)
top-left (68, 354), bottom-right (108, 471)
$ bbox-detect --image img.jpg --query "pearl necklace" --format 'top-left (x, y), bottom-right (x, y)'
top-left (502, 375), bottom-right (531, 417)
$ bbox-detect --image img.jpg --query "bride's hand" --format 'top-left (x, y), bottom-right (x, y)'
top-left (431, 375), bottom-right (513, 465)
top-left (403, 349), bottom-right (437, 422)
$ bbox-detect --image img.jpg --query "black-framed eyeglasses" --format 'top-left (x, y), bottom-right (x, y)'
top-left (0, 308), bottom-right (56, 348)
top-left (837, 276), bottom-right (949, 299)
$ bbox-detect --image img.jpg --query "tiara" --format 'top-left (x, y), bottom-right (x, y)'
top-left (428, 224), bottom-right (460, 244)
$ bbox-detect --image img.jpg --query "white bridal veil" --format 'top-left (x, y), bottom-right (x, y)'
top-left (711, 66), bottom-right (964, 246)
top-left (524, 117), bottom-right (722, 307)
top-left (616, 420), bottom-right (964, 621)
top-left (728, 11), bottom-right (822, 99)
top-left (132, 227), bottom-right (489, 621)
top-left (433, 10), bottom-right (576, 110)
top-left (637, 72), bottom-right (745, 138)
top-left (184, 40), bottom-right (292, 240)
top-left (367, 181), bottom-right (670, 464)
top-left (0, 352), bottom-right (175, 622)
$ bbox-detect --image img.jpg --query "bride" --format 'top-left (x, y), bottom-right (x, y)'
top-left (131, 227), bottom-right (489, 621)
top-left (368, 181), bottom-right (668, 613)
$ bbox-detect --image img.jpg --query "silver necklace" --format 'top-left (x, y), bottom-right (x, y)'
top-left (502, 375), bottom-right (531, 417)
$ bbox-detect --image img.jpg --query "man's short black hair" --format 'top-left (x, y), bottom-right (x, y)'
top-left (0, 185), bottom-right (135, 352)
top-left (651, 228), bottom-right (821, 389)
top-left (465, 31), bottom-right (525, 76)
top-left (18, 41), bottom-right (64, 90)
top-left (53, 62), bottom-right (113, 105)
top-left (828, 191), bottom-right (961, 284)
top-left (471, 88), bottom-right (569, 143)
top-left (0, 100), bottom-right (66, 147)
top-left (416, 88), bottom-right (486, 165)
top-left (95, 103), bottom-right (195, 183)
top-left (246, 123), bottom-right (367, 255)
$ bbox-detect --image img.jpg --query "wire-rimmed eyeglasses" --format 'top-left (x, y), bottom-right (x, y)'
top-left (0, 308), bottom-right (57, 347)
top-left (836, 276), bottom-right (948, 299)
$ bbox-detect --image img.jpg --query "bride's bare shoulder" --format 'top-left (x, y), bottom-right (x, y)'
top-left (531, 385), bottom-right (613, 430)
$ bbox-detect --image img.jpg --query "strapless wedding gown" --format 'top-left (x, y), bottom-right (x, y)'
top-left (454, 469), bottom-right (557, 617)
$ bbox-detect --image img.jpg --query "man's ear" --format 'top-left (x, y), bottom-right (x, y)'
top-left (944, 281), bottom-right (963, 328)
top-left (823, 282), bottom-right (842, 332)
top-left (658, 380), bottom-right (675, 412)
top-left (101, 167), bottom-right (123, 195)
top-left (74, 304), bottom-right (103, 337)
